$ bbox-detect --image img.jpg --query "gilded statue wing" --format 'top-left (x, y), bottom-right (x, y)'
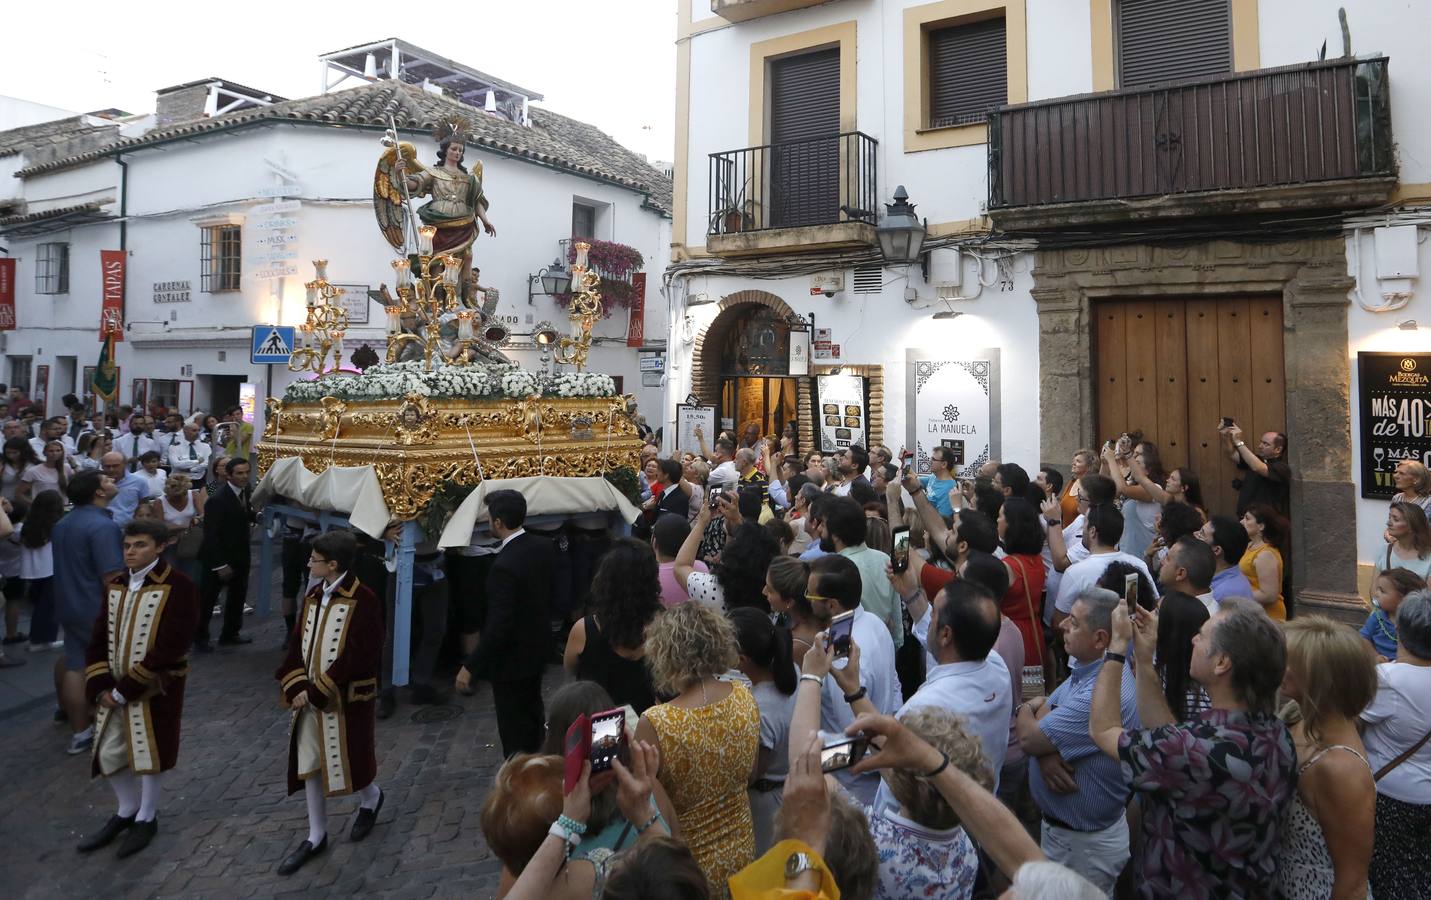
top-left (373, 142), bottom-right (418, 251)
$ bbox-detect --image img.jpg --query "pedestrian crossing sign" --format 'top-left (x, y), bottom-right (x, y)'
top-left (251, 325), bottom-right (296, 364)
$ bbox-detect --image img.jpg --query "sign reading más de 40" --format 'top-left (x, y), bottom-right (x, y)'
top-left (1358, 352), bottom-right (1431, 499)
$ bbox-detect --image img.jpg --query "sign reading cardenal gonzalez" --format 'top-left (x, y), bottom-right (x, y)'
top-left (907, 349), bottom-right (1000, 480)
top-left (1358, 352), bottom-right (1431, 499)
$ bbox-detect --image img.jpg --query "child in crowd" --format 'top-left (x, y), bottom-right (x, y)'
top-left (1362, 567), bottom-right (1426, 662)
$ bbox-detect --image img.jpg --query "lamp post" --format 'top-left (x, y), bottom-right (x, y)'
top-left (527, 257), bottom-right (573, 304)
top-left (875, 185), bottom-right (928, 274)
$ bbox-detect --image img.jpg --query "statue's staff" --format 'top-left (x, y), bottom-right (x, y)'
top-left (382, 115), bottom-right (421, 254)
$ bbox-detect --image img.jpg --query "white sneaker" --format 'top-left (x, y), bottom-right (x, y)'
top-left (49, 640), bottom-right (63, 649)
top-left (67, 729), bottom-right (94, 755)
top-left (244, 604), bottom-right (255, 615)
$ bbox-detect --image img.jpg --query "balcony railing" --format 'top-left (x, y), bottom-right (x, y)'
top-left (988, 57), bottom-right (1393, 212)
top-left (708, 132), bottom-right (877, 236)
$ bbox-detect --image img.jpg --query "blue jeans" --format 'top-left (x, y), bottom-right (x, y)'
top-left (25, 576), bottom-right (57, 645)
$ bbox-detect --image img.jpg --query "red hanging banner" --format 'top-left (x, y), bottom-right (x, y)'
top-left (626, 271), bottom-right (646, 348)
top-left (99, 249), bottom-right (124, 341)
top-left (0, 258), bottom-right (16, 331)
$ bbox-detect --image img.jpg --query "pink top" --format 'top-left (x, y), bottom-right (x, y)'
top-left (659, 559), bottom-right (707, 608)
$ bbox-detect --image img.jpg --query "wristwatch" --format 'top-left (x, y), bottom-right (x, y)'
top-left (1103, 651), bottom-right (1127, 664)
top-left (785, 850), bottom-right (818, 881)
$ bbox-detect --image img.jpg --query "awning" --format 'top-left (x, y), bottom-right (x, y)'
top-left (0, 199), bottom-right (114, 237)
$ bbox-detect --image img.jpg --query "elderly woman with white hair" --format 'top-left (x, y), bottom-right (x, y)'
top-left (1361, 588), bottom-right (1431, 900)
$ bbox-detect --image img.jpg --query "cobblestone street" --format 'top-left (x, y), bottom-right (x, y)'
top-left (2, 593), bottom-right (533, 899)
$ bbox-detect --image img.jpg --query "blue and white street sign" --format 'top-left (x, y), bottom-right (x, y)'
top-left (251, 325), bottom-right (296, 364)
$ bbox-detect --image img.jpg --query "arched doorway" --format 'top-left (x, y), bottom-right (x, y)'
top-left (692, 290), bottom-right (808, 449)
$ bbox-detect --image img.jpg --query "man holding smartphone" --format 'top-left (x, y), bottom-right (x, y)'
top-left (1218, 419), bottom-right (1291, 518)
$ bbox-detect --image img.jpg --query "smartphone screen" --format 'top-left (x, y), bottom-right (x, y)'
top-left (828, 610), bottom-right (855, 658)
top-left (709, 485), bottom-right (725, 508)
top-left (819, 734), bottom-right (872, 773)
top-left (589, 708), bottom-right (625, 773)
top-left (1220, 416), bottom-right (1234, 429)
top-left (891, 527), bottom-right (911, 574)
top-left (1124, 573), bottom-right (1140, 615)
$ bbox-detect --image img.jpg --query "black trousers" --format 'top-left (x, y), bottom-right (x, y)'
top-left (492, 674), bottom-right (544, 758)
top-left (197, 566), bottom-right (249, 642)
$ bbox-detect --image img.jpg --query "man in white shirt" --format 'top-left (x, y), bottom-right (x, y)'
top-left (1053, 503), bottom-right (1157, 627)
top-left (29, 416), bottom-right (76, 458)
top-left (707, 435), bottom-right (739, 489)
top-left (166, 423), bottom-right (212, 486)
top-left (114, 419), bottom-right (160, 473)
top-left (805, 554), bottom-right (901, 805)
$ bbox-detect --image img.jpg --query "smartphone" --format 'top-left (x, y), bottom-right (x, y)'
top-left (563, 713), bottom-right (591, 794)
top-left (708, 484), bottom-right (726, 508)
top-left (589, 707), bottom-right (626, 774)
top-left (891, 526), bottom-right (911, 574)
top-left (827, 609), bottom-right (855, 658)
top-left (1123, 572), bottom-right (1140, 615)
top-left (819, 732), bottom-right (874, 773)
top-left (1220, 416), bottom-right (1234, 429)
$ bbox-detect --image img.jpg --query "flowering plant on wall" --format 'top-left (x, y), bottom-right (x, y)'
top-left (281, 362), bottom-right (618, 404)
top-left (553, 238), bottom-right (645, 318)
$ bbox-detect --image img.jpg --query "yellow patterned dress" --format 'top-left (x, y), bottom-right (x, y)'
top-left (644, 682), bottom-right (760, 895)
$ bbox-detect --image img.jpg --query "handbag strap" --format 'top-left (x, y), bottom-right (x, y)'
top-left (1374, 725), bottom-right (1431, 781)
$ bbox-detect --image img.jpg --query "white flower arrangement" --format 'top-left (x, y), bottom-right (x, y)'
top-left (281, 362), bottom-right (619, 404)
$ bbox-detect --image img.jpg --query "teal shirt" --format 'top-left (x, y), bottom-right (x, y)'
top-left (839, 544), bottom-right (904, 648)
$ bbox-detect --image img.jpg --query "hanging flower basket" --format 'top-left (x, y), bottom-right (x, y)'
top-left (553, 238), bottom-right (644, 318)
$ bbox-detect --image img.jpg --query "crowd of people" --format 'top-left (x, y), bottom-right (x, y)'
top-left (4, 380), bottom-right (1430, 896)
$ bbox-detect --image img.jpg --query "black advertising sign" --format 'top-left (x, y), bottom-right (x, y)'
top-left (1358, 352), bottom-right (1431, 499)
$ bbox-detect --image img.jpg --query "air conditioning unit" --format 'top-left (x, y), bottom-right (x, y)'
top-left (810, 272), bottom-right (844, 298)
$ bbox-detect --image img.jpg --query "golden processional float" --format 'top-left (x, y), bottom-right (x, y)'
top-left (256, 115), bottom-right (642, 522)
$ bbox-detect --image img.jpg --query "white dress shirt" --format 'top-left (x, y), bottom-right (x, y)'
top-left (1054, 550), bottom-right (1159, 615)
top-left (167, 438), bottom-right (212, 479)
top-left (115, 432), bottom-right (160, 466)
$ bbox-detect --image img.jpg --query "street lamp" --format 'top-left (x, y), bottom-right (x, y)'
top-left (875, 185), bottom-right (927, 267)
top-left (527, 257), bottom-right (573, 304)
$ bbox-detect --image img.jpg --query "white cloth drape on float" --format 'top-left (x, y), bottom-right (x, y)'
top-left (251, 457), bottom-right (392, 538)
top-left (437, 476), bottom-right (640, 549)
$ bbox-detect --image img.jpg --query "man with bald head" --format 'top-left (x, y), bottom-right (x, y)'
top-left (101, 452), bottom-right (151, 528)
top-left (167, 422), bottom-right (211, 488)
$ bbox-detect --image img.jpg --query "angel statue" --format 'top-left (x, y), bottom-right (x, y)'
top-left (374, 115), bottom-right (497, 306)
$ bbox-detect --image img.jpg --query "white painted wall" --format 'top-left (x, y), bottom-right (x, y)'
top-left (5, 122), bottom-right (669, 419)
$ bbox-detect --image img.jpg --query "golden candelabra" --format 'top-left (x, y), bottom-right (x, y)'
top-left (288, 260), bottom-right (350, 375)
top-left (383, 225), bottom-right (490, 370)
top-left (553, 241), bottom-right (602, 373)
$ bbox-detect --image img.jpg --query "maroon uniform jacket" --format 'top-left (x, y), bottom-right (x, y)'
top-left (275, 572), bottom-right (384, 797)
top-left (84, 561), bottom-right (199, 776)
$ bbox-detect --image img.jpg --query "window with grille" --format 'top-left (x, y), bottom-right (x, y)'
top-left (927, 16), bottom-right (1008, 128)
top-left (572, 203), bottom-right (597, 239)
top-left (9, 357), bottom-right (32, 396)
top-left (149, 379), bottom-right (180, 412)
top-left (35, 242), bottom-right (69, 294)
top-left (200, 224), bottom-right (242, 292)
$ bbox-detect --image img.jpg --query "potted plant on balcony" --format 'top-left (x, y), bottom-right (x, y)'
top-left (553, 238), bottom-right (645, 319)
top-left (711, 170), bottom-right (754, 234)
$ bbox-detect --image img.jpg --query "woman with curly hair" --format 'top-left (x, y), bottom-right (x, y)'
top-left (636, 602), bottom-right (760, 894)
top-left (563, 539), bottom-right (662, 713)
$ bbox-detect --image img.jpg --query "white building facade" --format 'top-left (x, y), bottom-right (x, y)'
top-left (1, 67), bottom-right (671, 429)
top-left (666, 0), bottom-right (1431, 617)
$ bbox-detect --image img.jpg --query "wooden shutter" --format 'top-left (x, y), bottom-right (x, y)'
top-left (769, 48), bottom-right (840, 228)
top-left (928, 17), bottom-right (1008, 128)
top-left (1117, 0), bottom-right (1231, 88)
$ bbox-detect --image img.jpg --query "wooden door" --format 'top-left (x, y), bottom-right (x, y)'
top-left (1095, 296), bottom-right (1285, 517)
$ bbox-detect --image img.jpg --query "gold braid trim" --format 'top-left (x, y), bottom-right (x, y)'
top-left (84, 661), bottom-right (111, 680)
top-left (280, 669), bottom-right (307, 692)
top-left (129, 662), bottom-right (156, 684)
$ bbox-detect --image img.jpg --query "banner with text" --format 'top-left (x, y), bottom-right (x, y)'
top-left (0, 258), bottom-right (15, 330)
top-left (627, 272), bottom-right (647, 347)
top-left (100, 249), bottom-right (124, 340)
top-left (907, 350), bottom-right (1000, 479)
top-left (1358, 351), bottom-right (1431, 499)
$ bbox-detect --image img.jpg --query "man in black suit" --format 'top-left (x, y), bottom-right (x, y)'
top-left (454, 489), bottom-right (553, 757)
top-left (633, 458), bottom-right (689, 541)
top-left (195, 457), bottom-right (255, 650)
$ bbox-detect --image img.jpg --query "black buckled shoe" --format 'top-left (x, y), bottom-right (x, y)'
top-left (116, 816), bottom-right (158, 858)
top-left (349, 789), bottom-right (384, 842)
top-left (277, 834), bottom-right (328, 875)
top-left (76, 814), bottom-right (135, 852)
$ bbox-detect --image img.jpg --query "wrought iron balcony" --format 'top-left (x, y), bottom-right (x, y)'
top-left (707, 132), bottom-right (877, 253)
top-left (987, 57), bottom-right (1394, 228)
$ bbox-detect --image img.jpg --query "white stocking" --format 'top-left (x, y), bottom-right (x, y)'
top-left (137, 773), bottom-right (161, 822)
top-left (357, 782), bottom-right (380, 811)
top-left (304, 777), bottom-right (327, 845)
top-left (109, 771), bottom-right (140, 819)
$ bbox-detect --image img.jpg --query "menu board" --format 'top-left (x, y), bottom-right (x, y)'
top-left (676, 404), bottom-right (716, 456)
top-left (1358, 351), bottom-right (1431, 499)
top-left (816, 374), bottom-right (867, 452)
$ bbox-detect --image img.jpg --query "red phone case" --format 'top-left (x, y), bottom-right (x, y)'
top-left (564, 713), bottom-right (591, 794)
